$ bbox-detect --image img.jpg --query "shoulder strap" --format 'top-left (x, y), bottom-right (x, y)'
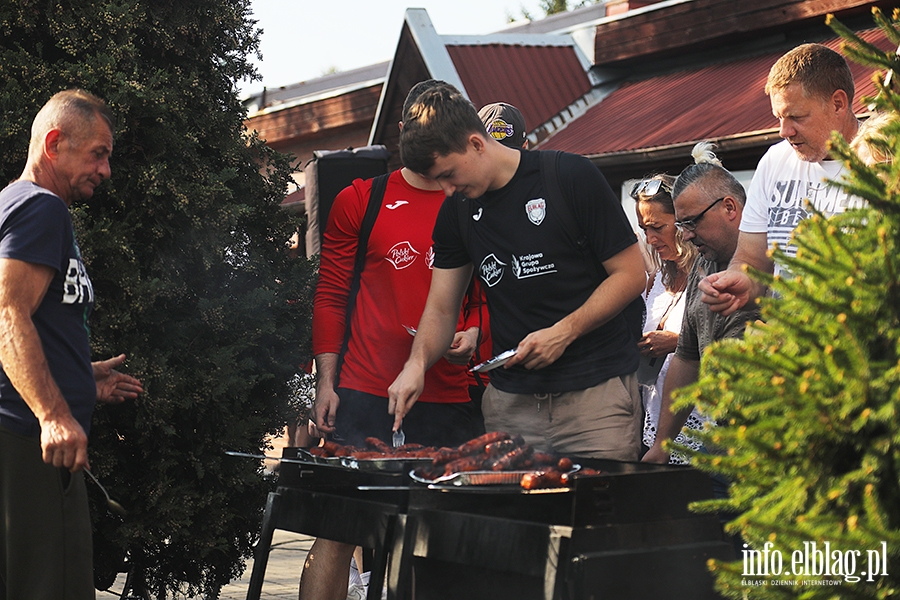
top-left (336, 172), bottom-right (390, 385)
top-left (540, 150), bottom-right (597, 277)
top-left (538, 150), bottom-right (645, 341)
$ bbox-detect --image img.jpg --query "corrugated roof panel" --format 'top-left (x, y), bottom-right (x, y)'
top-left (543, 28), bottom-right (892, 156)
top-left (446, 44), bottom-right (593, 132)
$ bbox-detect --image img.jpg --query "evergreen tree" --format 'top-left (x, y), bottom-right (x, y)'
top-left (670, 9), bottom-right (900, 599)
top-left (0, 1), bottom-right (315, 597)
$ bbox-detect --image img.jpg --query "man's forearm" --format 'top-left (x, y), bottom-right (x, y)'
top-left (655, 356), bottom-right (700, 444)
top-left (314, 352), bottom-right (339, 392)
top-left (404, 265), bottom-right (473, 372)
top-left (0, 307), bottom-right (69, 424)
top-left (405, 303), bottom-right (461, 372)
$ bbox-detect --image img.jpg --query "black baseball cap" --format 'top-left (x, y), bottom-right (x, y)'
top-left (478, 102), bottom-right (527, 148)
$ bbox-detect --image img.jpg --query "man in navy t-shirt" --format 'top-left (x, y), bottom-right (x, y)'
top-left (0, 89), bottom-right (143, 599)
top-left (389, 83), bottom-right (646, 460)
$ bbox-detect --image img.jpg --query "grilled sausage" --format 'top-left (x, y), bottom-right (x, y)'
top-left (520, 469), bottom-right (564, 490)
top-left (442, 455), bottom-right (486, 476)
top-left (431, 447), bottom-right (464, 466)
top-left (456, 431), bottom-right (511, 456)
top-left (321, 441), bottom-right (342, 456)
top-left (490, 445), bottom-right (533, 471)
top-left (485, 439), bottom-right (519, 458)
top-left (364, 437), bottom-right (391, 453)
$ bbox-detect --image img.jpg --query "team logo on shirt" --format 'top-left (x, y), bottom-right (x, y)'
top-left (525, 198), bottom-right (546, 225)
top-left (479, 253), bottom-right (506, 287)
top-left (63, 258), bottom-right (94, 305)
top-left (425, 246), bottom-right (435, 269)
top-left (385, 241), bottom-right (419, 269)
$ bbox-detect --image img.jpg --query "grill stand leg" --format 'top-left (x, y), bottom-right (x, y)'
top-left (385, 513), bottom-right (413, 600)
top-left (245, 490), bottom-right (281, 600)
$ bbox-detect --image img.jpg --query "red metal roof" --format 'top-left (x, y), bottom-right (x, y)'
top-left (542, 28), bottom-right (893, 156)
top-left (446, 44), bottom-right (593, 134)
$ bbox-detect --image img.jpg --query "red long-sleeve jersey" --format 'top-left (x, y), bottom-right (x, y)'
top-left (312, 170), bottom-right (476, 403)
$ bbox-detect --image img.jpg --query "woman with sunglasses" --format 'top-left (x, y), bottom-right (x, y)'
top-left (632, 175), bottom-right (703, 463)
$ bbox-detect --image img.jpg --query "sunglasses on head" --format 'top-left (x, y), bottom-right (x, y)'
top-left (630, 178), bottom-right (673, 200)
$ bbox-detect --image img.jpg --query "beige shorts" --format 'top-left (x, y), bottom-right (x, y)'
top-left (482, 373), bottom-right (641, 461)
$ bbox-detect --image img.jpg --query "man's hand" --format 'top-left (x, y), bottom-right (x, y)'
top-left (698, 270), bottom-right (753, 316)
top-left (444, 327), bottom-right (479, 365)
top-left (94, 354), bottom-right (143, 403)
top-left (641, 444), bottom-right (669, 464)
top-left (387, 365), bottom-right (425, 432)
top-left (40, 412), bottom-right (89, 472)
top-left (313, 385), bottom-right (340, 435)
top-left (506, 321), bottom-right (575, 370)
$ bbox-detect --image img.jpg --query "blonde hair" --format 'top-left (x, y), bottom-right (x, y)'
top-left (851, 111), bottom-right (897, 165)
top-left (765, 43), bottom-right (855, 103)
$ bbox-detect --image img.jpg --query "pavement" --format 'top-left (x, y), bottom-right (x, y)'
top-left (97, 529), bottom-right (313, 600)
top-left (97, 428), bottom-right (315, 600)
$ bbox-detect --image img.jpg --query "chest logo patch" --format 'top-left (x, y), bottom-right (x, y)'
top-left (425, 246), bottom-right (435, 270)
top-left (386, 200), bottom-right (408, 210)
top-left (525, 198), bottom-right (546, 225)
top-left (479, 253), bottom-right (506, 287)
top-left (385, 241), bottom-right (419, 269)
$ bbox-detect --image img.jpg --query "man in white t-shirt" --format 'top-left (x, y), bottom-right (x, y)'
top-left (698, 43), bottom-right (862, 314)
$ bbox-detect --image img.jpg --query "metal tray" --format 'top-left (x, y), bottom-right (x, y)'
top-left (295, 448), bottom-right (433, 472)
top-left (295, 448), bottom-right (343, 466)
top-left (342, 456), bottom-right (434, 472)
top-left (410, 465), bottom-right (580, 487)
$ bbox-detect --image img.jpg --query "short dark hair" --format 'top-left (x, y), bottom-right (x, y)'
top-left (399, 83), bottom-right (486, 174)
top-left (401, 79), bottom-right (447, 122)
top-left (765, 43), bottom-right (855, 103)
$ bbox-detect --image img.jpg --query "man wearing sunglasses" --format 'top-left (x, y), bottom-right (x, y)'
top-left (643, 144), bottom-right (760, 465)
top-left (698, 43), bottom-right (863, 315)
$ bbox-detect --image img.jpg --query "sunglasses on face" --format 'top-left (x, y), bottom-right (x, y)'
top-left (630, 178), bottom-right (672, 200)
top-left (675, 197), bottom-right (725, 231)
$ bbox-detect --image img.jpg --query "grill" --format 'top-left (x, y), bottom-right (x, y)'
top-left (246, 449), bottom-right (734, 600)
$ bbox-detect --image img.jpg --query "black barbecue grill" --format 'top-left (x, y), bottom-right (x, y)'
top-left (245, 449), bottom-right (734, 600)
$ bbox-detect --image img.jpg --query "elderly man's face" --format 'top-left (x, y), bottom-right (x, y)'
top-left (55, 117), bottom-right (113, 203)
top-left (770, 82), bottom-right (843, 163)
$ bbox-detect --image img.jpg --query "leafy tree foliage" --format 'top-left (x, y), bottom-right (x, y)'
top-left (0, 1), bottom-right (315, 597)
top-left (670, 9), bottom-right (900, 599)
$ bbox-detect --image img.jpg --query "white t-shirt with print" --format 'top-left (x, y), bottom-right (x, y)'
top-left (741, 139), bottom-right (864, 272)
